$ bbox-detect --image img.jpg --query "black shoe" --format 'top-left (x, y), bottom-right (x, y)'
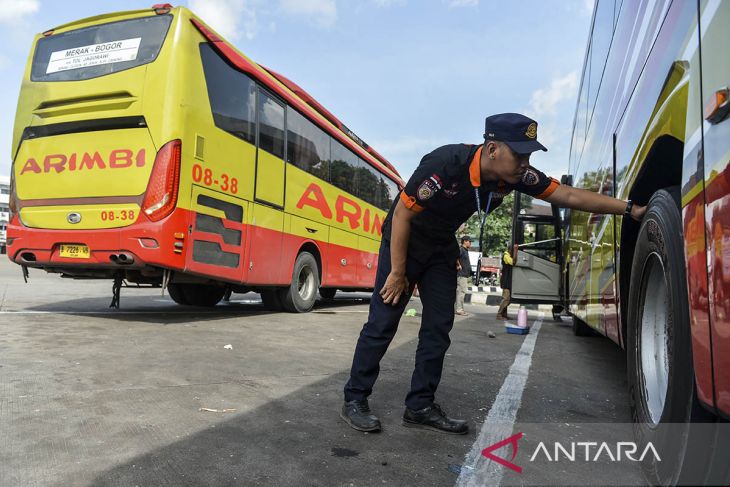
top-left (340, 399), bottom-right (382, 432)
top-left (402, 403), bottom-right (468, 435)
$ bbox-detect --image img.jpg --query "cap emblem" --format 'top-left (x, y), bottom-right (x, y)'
top-left (525, 123), bottom-right (537, 139)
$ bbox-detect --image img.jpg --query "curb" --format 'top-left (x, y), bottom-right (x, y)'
top-left (467, 286), bottom-right (501, 293)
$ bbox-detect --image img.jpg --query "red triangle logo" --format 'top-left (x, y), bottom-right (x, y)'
top-left (480, 431), bottom-right (523, 474)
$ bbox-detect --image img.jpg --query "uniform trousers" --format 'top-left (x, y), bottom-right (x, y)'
top-left (344, 240), bottom-right (457, 411)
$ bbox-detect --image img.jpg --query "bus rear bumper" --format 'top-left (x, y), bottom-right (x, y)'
top-left (5, 209), bottom-right (189, 275)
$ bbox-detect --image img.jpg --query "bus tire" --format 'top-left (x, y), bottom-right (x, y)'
top-left (261, 289), bottom-right (283, 311)
top-left (319, 288), bottom-right (336, 300)
top-left (167, 283), bottom-right (190, 305)
top-left (627, 188), bottom-right (713, 485)
top-left (572, 315), bottom-right (594, 336)
top-left (280, 252), bottom-right (320, 313)
top-left (179, 283), bottom-right (226, 307)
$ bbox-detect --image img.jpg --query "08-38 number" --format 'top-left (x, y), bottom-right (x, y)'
top-left (101, 210), bottom-right (135, 221)
top-left (192, 164), bottom-right (238, 194)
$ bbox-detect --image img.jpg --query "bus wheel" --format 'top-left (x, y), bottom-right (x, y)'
top-left (627, 188), bottom-right (712, 485)
top-left (169, 283), bottom-right (226, 307)
top-left (319, 288), bottom-right (337, 300)
top-left (280, 252), bottom-right (320, 313)
top-left (167, 283), bottom-right (190, 305)
top-left (260, 289), bottom-right (283, 311)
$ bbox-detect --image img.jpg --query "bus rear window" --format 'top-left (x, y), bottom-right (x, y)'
top-left (31, 15), bottom-right (172, 82)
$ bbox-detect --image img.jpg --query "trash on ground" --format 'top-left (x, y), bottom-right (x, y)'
top-left (223, 344), bottom-right (233, 350)
top-left (487, 331), bottom-right (496, 338)
top-left (405, 308), bottom-right (417, 317)
top-left (199, 407), bottom-right (237, 413)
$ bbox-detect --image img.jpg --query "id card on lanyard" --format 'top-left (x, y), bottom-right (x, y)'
top-left (474, 188), bottom-right (493, 282)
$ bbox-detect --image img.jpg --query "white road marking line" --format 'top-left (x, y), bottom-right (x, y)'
top-left (456, 314), bottom-right (544, 487)
top-left (0, 310), bottom-right (263, 315)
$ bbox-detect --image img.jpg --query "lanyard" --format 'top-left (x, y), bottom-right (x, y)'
top-left (474, 188), bottom-right (493, 282)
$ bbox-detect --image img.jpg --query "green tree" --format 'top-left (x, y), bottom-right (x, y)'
top-left (459, 192), bottom-right (514, 257)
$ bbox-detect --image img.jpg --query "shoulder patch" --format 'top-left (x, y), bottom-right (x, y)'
top-left (521, 168), bottom-right (540, 186)
top-left (418, 180), bottom-right (436, 200)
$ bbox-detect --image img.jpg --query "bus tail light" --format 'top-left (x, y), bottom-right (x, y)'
top-left (8, 171), bottom-right (17, 222)
top-left (142, 139), bottom-right (181, 222)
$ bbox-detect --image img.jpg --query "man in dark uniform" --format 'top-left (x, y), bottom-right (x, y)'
top-left (341, 113), bottom-right (646, 434)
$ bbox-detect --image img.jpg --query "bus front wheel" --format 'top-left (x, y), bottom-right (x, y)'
top-left (280, 252), bottom-right (320, 313)
top-left (627, 188), bottom-right (715, 485)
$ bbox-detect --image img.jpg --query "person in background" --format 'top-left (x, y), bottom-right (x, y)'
top-left (455, 236), bottom-right (472, 316)
top-left (497, 248), bottom-right (514, 319)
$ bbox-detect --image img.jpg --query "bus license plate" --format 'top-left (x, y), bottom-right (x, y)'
top-left (59, 244), bottom-right (90, 259)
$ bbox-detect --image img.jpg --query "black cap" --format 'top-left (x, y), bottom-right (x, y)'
top-left (484, 113), bottom-right (548, 154)
top-left (460, 235), bottom-right (472, 242)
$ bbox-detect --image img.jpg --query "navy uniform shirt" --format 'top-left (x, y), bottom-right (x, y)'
top-left (381, 144), bottom-right (559, 263)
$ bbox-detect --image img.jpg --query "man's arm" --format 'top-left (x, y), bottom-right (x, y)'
top-left (543, 185), bottom-right (646, 221)
top-left (380, 199), bottom-right (418, 305)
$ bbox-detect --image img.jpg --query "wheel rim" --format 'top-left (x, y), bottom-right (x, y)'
top-left (640, 252), bottom-right (670, 425)
top-left (297, 265), bottom-right (316, 302)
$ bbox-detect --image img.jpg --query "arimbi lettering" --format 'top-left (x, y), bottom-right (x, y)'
top-left (529, 441), bottom-right (661, 462)
top-left (296, 182), bottom-right (383, 237)
top-left (19, 149), bottom-right (146, 175)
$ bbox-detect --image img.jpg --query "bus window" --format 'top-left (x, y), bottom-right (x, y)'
top-left (287, 108), bottom-right (331, 181)
top-left (356, 159), bottom-right (381, 208)
top-left (587, 0), bottom-right (615, 114)
top-left (520, 221), bottom-right (557, 262)
top-left (31, 15), bottom-right (172, 82)
top-left (330, 139), bottom-right (358, 195)
top-left (257, 89), bottom-right (285, 159)
top-left (200, 44), bottom-right (256, 145)
top-left (380, 176), bottom-right (398, 211)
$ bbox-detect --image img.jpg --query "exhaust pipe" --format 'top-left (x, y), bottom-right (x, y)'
top-left (110, 253), bottom-right (134, 265)
top-left (116, 252), bottom-right (135, 265)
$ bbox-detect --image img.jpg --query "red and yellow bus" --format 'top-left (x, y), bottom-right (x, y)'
top-left (510, 0), bottom-right (730, 484)
top-left (6, 4), bottom-right (403, 312)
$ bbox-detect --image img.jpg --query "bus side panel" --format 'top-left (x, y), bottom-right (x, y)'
top-left (681, 2), bottom-right (714, 410)
top-left (246, 203), bottom-right (285, 285)
top-left (176, 15), bottom-right (256, 284)
top-left (700, 0), bottom-right (730, 415)
top-left (328, 228), bottom-right (358, 287)
top-left (613, 0), bottom-right (696, 338)
top-left (357, 235), bottom-right (379, 288)
top-left (611, 0), bottom-right (714, 404)
top-left (185, 185), bottom-right (247, 283)
top-left (285, 165), bottom-right (385, 288)
top-left (285, 213), bottom-right (329, 284)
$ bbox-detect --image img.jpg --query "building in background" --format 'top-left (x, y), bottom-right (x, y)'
top-left (0, 175), bottom-right (9, 254)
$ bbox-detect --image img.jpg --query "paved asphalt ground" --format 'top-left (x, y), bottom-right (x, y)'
top-left (0, 258), bottom-right (646, 486)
